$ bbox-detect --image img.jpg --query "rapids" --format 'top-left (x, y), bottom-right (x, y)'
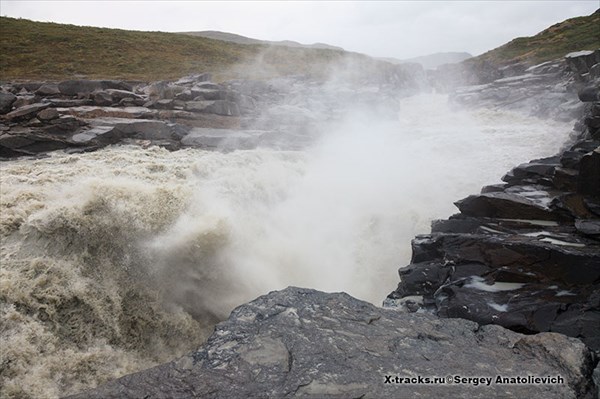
top-left (0, 93), bottom-right (574, 397)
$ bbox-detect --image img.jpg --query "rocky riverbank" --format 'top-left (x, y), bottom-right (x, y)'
top-left (0, 66), bottom-right (418, 159)
top-left (0, 74), bottom-right (272, 157)
top-left (61, 50), bottom-right (600, 398)
top-left (386, 49), bottom-right (600, 352)
top-left (66, 287), bottom-right (596, 399)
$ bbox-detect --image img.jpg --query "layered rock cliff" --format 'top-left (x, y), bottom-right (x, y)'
top-left (387, 49), bottom-right (600, 352)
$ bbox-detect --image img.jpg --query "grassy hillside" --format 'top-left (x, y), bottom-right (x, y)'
top-left (474, 9), bottom-right (600, 66)
top-left (0, 17), bottom-right (352, 81)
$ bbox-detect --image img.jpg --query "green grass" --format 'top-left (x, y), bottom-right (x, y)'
top-left (473, 9), bottom-right (600, 66)
top-left (0, 17), bottom-right (360, 81)
top-left (2, 10), bottom-right (597, 82)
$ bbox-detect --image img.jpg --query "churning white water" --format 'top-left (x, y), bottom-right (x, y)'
top-left (0, 93), bottom-right (573, 397)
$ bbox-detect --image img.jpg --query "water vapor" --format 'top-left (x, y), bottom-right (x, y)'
top-left (0, 67), bottom-right (574, 397)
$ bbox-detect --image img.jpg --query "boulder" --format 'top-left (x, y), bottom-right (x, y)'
top-left (152, 99), bottom-right (175, 110)
top-left (184, 100), bottom-right (240, 116)
top-left (13, 82), bottom-right (44, 92)
top-left (575, 219), bottom-right (600, 236)
top-left (0, 92), bottom-right (17, 114)
top-left (175, 73), bottom-right (212, 85)
top-left (577, 147), bottom-right (600, 197)
top-left (0, 133), bottom-right (35, 149)
top-left (455, 190), bottom-right (566, 221)
top-left (565, 50), bottom-right (600, 76)
top-left (578, 86), bottom-right (600, 102)
top-left (72, 118), bottom-right (177, 143)
top-left (191, 88), bottom-right (227, 101)
top-left (104, 89), bottom-right (143, 101)
top-left (12, 95), bottom-right (37, 109)
top-left (66, 288), bottom-right (596, 399)
top-left (42, 116), bottom-right (82, 135)
top-left (35, 83), bottom-right (60, 96)
top-left (58, 80), bottom-right (104, 96)
top-left (174, 89), bottom-right (193, 101)
top-left (92, 91), bottom-right (113, 106)
top-left (3, 103), bottom-right (50, 121)
top-left (147, 82), bottom-right (185, 100)
top-left (37, 108), bottom-right (60, 121)
top-left (46, 98), bottom-right (93, 107)
top-left (70, 126), bottom-right (117, 144)
top-left (58, 80), bottom-right (131, 96)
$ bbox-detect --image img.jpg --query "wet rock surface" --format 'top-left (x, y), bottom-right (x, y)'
top-left (445, 50), bottom-right (600, 123)
top-left (387, 51), bottom-right (600, 354)
top-left (1, 72), bottom-right (410, 159)
top-left (66, 287), bottom-right (596, 399)
top-left (5, 47), bottom-right (599, 399)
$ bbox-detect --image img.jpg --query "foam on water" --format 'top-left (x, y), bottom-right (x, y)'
top-left (0, 93), bottom-right (573, 397)
top-left (464, 276), bottom-right (526, 293)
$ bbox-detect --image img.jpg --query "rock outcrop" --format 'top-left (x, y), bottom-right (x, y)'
top-left (0, 74), bottom-right (266, 158)
top-left (387, 50), bottom-right (600, 355)
top-left (1, 72), bottom-right (413, 159)
top-left (447, 50), bottom-right (600, 122)
top-left (66, 287), bottom-right (597, 399)
top-left (4, 44), bottom-right (599, 399)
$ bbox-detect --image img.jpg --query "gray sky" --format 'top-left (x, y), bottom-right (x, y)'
top-left (1, 1), bottom-right (598, 59)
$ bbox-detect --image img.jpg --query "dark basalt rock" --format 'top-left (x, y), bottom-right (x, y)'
top-left (12, 95), bottom-right (38, 109)
top-left (35, 83), bottom-right (60, 96)
top-left (66, 288), bottom-right (596, 399)
top-left (578, 147), bottom-right (600, 197)
top-left (578, 86), bottom-right (600, 102)
top-left (92, 91), bottom-right (113, 106)
top-left (2, 70), bottom-right (427, 158)
top-left (3, 102), bottom-right (51, 121)
top-left (0, 92), bottom-right (17, 114)
top-left (37, 108), bottom-right (60, 121)
top-left (455, 191), bottom-right (566, 221)
top-left (389, 139), bottom-right (600, 349)
top-left (575, 219), bottom-right (600, 236)
top-left (58, 80), bottom-right (132, 96)
top-left (46, 98), bottom-right (93, 107)
top-left (389, 49), bottom-right (600, 354)
top-left (184, 100), bottom-right (241, 116)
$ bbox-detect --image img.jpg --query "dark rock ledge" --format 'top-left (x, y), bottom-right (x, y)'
top-left (66, 288), bottom-right (596, 399)
top-left (0, 74), bottom-right (283, 158)
top-left (386, 58), bottom-right (600, 355)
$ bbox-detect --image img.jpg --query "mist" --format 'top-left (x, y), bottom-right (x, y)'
top-left (0, 59), bottom-right (576, 397)
top-left (144, 91), bottom-right (573, 312)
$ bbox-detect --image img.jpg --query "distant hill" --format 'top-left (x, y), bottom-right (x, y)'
top-left (2, 9), bottom-right (596, 83)
top-left (473, 8), bottom-right (600, 66)
top-left (180, 30), bottom-right (344, 51)
top-left (0, 18), bottom-right (357, 81)
top-left (382, 52), bottom-right (473, 70)
top-left (0, 17), bottom-right (409, 84)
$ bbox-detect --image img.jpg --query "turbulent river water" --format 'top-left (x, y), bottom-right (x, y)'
top-left (0, 93), bottom-right (574, 397)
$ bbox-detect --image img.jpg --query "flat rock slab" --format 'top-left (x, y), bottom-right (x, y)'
top-left (59, 106), bottom-right (157, 120)
top-left (3, 102), bottom-right (50, 121)
top-left (184, 100), bottom-right (241, 116)
top-left (455, 190), bottom-right (567, 221)
top-left (67, 288), bottom-right (596, 399)
top-left (72, 117), bottom-right (180, 143)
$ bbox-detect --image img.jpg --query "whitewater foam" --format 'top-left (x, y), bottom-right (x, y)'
top-left (0, 93), bottom-right (573, 397)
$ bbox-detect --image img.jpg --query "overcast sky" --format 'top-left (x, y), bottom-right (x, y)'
top-left (1, 1), bottom-right (598, 59)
